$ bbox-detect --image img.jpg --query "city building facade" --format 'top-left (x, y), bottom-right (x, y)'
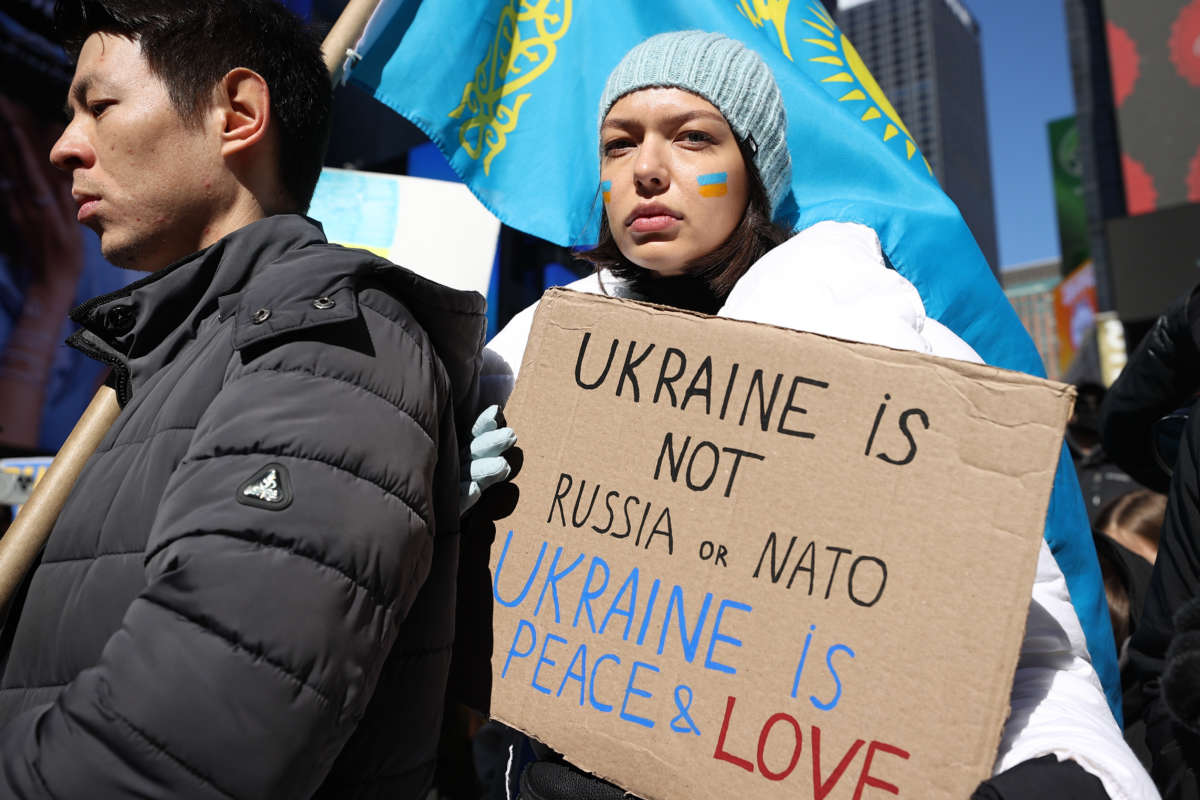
top-left (1002, 258), bottom-right (1065, 379)
top-left (838, 0), bottom-right (1000, 273)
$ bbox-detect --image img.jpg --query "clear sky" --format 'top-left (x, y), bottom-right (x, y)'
top-left (968, 0), bottom-right (1077, 269)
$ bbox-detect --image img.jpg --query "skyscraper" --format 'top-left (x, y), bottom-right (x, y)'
top-left (838, 0), bottom-right (1000, 273)
top-left (1001, 258), bottom-right (1066, 379)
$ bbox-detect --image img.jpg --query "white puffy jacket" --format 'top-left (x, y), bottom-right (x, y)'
top-left (482, 221), bottom-right (1158, 800)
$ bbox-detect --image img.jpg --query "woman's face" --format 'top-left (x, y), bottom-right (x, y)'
top-left (600, 88), bottom-right (750, 276)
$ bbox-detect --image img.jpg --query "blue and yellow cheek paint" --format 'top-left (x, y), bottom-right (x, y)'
top-left (697, 172), bottom-right (728, 197)
top-left (600, 180), bottom-right (612, 203)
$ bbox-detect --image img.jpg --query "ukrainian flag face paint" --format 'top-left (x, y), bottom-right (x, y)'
top-left (599, 88), bottom-right (750, 276)
top-left (697, 172), bottom-right (728, 197)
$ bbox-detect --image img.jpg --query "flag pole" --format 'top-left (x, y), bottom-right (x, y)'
top-left (0, 0), bottom-right (386, 610)
top-left (321, 0), bottom-right (384, 85)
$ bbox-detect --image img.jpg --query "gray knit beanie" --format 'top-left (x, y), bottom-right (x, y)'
top-left (599, 30), bottom-right (792, 219)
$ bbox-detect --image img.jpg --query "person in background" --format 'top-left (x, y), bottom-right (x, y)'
top-left (474, 30), bottom-right (1156, 800)
top-left (0, 1), bottom-right (485, 796)
top-left (1097, 488), bottom-right (1165, 568)
top-left (0, 92), bottom-right (136, 454)
top-left (1092, 488), bottom-right (1167, 768)
top-left (1101, 289), bottom-right (1200, 798)
top-left (1070, 381), bottom-right (1146, 522)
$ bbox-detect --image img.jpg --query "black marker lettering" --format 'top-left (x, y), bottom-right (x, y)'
top-left (575, 333), bottom-right (617, 390)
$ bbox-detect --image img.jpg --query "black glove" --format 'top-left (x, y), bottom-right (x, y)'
top-left (518, 761), bottom-right (631, 800)
top-left (518, 755), bottom-right (1110, 800)
top-left (972, 755), bottom-right (1109, 799)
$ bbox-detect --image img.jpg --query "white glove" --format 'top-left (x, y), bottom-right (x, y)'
top-left (460, 405), bottom-right (517, 515)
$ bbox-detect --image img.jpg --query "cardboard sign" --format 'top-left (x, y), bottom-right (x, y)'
top-left (490, 289), bottom-right (1073, 800)
top-left (309, 168), bottom-right (500, 295)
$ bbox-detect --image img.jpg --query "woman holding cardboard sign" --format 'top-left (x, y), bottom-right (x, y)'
top-left (474, 31), bottom-right (1155, 800)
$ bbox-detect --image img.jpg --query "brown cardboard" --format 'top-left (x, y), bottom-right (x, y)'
top-left (489, 288), bottom-right (1074, 800)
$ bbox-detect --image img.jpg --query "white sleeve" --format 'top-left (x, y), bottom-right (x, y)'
top-left (718, 220), bottom-right (1157, 797)
top-left (481, 274), bottom-right (616, 409)
top-left (480, 302), bottom-right (536, 410)
top-left (997, 541), bottom-right (1160, 799)
top-left (717, 220), bottom-right (933, 354)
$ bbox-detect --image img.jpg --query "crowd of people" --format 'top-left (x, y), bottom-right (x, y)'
top-left (0, 0), bottom-right (1197, 798)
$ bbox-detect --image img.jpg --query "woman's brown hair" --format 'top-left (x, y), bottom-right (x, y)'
top-left (578, 136), bottom-right (792, 302)
top-left (1095, 488), bottom-right (1165, 565)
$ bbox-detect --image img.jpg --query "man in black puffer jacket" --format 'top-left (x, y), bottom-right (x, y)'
top-left (0, 2), bottom-right (485, 797)
top-left (1101, 289), bottom-right (1200, 797)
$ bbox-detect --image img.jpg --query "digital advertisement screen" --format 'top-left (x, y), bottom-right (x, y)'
top-left (1103, 0), bottom-right (1200, 214)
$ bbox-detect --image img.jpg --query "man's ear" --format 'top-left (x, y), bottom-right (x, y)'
top-left (214, 68), bottom-right (270, 157)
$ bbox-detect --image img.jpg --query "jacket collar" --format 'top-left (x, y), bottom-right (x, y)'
top-left (68, 214), bottom-right (349, 402)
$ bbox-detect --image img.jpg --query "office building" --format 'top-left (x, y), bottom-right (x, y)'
top-left (1002, 259), bottom-right (1064, 379)
top-left (838, 0), bottom-right (1000, 273)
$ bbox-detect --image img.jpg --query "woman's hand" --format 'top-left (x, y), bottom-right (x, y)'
top-left (459, 404), bottom-right (517, 515)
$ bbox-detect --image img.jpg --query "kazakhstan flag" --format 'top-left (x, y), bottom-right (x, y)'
top-left (350, 0), bottom-right (1122, 720)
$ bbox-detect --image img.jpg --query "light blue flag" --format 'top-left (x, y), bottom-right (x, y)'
top-left (351, 0), bottom-right (1121, 720)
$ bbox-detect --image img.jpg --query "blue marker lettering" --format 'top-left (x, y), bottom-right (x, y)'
top-left (558, 643), bottom-right (588, 706)
top-left (705, 598), bottom-right (752, 675)
top-left (493, 531), bottom-right (545, 608)
top-left (534, 547), bottom-right (584, 622)
top-left (621, 660), bottom-right (660, 729)
top-left (531, 633), bottom-right (567, 695)
top-left (811, 644), bottom-right (856, 711)
top-left (590, 653), bottom-right (621, 712)
top-left (501, 619), bottom-right (537, 679)
top-left (657, 585), bottom-right (712, 663)
top-left (600, 567), bottom-right (639, 640)
top-left (572, 556), bottom-right (610, 632)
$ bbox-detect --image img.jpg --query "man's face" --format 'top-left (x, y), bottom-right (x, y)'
top-left (51, 33), bottom-right (227, 271)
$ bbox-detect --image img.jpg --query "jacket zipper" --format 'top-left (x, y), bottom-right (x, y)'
top-left (66, 330), bottom-right (132, 407)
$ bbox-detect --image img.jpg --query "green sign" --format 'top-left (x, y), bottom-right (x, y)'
top-left (1048, 116), bottom-right (1090, 274)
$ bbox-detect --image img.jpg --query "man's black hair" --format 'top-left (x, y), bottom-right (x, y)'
top-left (55, 0), bottom-right (331, 211)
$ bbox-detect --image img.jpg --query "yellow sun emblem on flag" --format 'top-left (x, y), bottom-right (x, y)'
top-left (801, 3), bottom-right (932, 175)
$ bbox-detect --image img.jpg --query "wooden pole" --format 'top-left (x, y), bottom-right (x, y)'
top-left (0, 0), bottom-right (386, 609)
top-left (321, 0), bottom-right (385, 86)
top-left (0, 387), bottom-right (118, 604)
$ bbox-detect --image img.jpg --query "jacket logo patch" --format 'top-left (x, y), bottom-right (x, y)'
top-left (237, 463), bottom-right (293, 510)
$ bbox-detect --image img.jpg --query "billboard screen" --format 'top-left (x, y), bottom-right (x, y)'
top-left (1103, 0), bottom-right (1200, 214)
top-left (1107, 202), bottom-right (1200, 319)
top-left (1048, 116), bottom-right (1091, 274)
top-left (1054, 261), bottom-right (1098, 374)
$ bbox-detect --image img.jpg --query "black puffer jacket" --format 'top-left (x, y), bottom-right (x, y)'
top-left (1100, 293), bottom-right (1200, 493)
top-left (1101, 290), bottom-right (1200, 797)
top-left (0, 215), bottom-right (485, 798)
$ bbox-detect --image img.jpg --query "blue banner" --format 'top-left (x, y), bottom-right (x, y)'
top-left (351, 0), bottom-right (1121, 719)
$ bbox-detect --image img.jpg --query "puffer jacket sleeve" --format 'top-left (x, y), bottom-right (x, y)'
top-left (0, 300), bottom-right (450, 798)
top-left (1099, 291), bottom-right (1200, 493)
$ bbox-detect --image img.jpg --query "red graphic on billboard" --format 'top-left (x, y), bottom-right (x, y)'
top-left (1122, 153), bottom-right (1157, 215)
top-left (1171, 0), bottom-right (1200, 86)
top-left (1106, 20), bottom-right (1140, 107)
top-left (1190, 145), bottom-right (1200, 202)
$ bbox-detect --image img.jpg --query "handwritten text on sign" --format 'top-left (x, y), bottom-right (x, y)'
top-left (490, 290), bottom-right (1069, 800)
